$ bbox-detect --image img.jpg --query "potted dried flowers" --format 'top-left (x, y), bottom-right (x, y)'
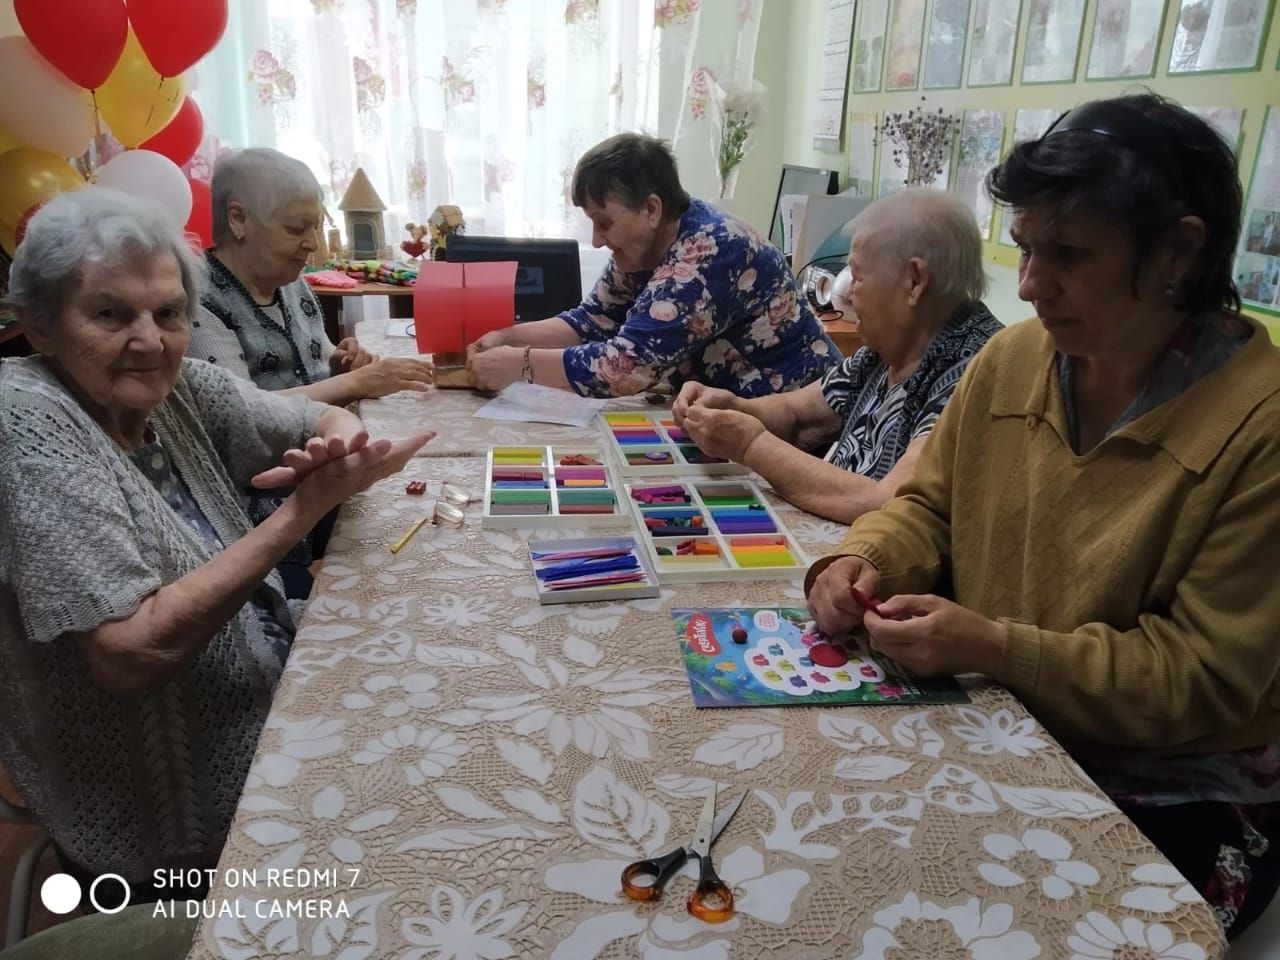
top-left (878, 99), bottom-right (960, 187)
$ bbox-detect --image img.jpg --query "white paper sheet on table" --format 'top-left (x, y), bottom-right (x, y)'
top-left (473, 382), bottom-right (607, 428)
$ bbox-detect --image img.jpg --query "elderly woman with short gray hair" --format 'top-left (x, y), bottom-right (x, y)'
top-left (201, 147), bottom-right (440, 597)
top-left (0, 188), bottom-right (431, 903)
top-left (195, 147), bottom-right (435, 404)
top-left (673, 188), bottom-right (1001, 523)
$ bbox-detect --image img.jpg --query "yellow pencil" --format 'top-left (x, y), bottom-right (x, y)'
top-left (391, 515), bottom-right (430, 553)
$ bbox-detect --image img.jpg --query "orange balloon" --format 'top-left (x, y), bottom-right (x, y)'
top-left (96, 28), bottom-right (185, 148)
top-left (0, 147), bottom-right (84, 253)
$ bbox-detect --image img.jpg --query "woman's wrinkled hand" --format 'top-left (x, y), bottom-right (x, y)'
top-left (465, 329), bottom-right (512, 363)
top-left (331, 337), bottom-right (377, 373)
top-left (253, 431), bottom-right (437, 515)
top-left (863, 595), bottom-right (1004, 678)
top-left (251, 432), bottom-right (370, 489)
top-left (680, 404), bottom-right (765, 462)
top-left (672, 381), bottom-right (736, 424)
top-left (466, 344), bottom-right (524, 391)
top-left (351, 356), bottom-right (436, 397)
top-left (807, 555), bottom-right (882, 637)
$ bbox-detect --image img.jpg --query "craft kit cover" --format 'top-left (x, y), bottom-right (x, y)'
top-left (673, 606), bottom-right (968, 707)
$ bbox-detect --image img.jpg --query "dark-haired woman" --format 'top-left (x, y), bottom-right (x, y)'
top-left (806, 94), bottom-right (1280, 937)
top-left (466, 133), bottom-right (838, 396)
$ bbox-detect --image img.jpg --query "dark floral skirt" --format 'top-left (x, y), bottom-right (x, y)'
top-left (1118, 798), bottom-right (1280, 938)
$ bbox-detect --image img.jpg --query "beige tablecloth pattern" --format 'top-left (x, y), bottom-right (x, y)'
top-left (189, 325), bottom-right (1226, 959)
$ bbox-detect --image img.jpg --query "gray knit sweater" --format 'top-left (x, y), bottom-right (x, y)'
top-left (0, 357), bottom-right (324, 881)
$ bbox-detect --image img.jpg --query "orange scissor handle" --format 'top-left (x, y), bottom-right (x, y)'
top-left (621, 848), bottom-right (688, 902)
top-left (687, 855), bottom-right (734, 923)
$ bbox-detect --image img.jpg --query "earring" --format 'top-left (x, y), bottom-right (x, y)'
top-left (1163, 282), bottom-right (1176, 300)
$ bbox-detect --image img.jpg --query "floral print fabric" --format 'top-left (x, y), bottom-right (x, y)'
top-left (558, 198), bottom-right (839, 397)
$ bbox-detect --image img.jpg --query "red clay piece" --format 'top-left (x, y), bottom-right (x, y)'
top-left (808, 642), bottom-right (850, 669)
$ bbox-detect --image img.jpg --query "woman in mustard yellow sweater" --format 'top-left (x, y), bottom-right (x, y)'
top-left (807, 94), bottom-right (1280, 938)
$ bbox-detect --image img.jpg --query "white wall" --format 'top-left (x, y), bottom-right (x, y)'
top-left (986, 262), bottom-right (1028, 326)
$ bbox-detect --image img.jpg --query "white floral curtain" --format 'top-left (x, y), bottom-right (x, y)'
top-left (186, 0), bottom-right (762, 249)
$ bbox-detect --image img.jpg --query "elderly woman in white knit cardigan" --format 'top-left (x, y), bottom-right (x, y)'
top-left (0, 189), bottom-right (432, 906)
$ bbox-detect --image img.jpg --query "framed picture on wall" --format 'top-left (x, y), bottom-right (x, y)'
top-left (1085, 0), bottom-right (1167, 79)
top-left (998, 109), bottom-right (1059, 246)
top-left (954, 110), bottom-right (1006, 240)
top-left (1236, 106), bottom-right (1280, 316)
top-left (967, 0), bottom-right (1023, 85)
top-left (923, 0), bottom-right (973, 88)
top-left (1168, 0), bottom-right (1272, 74)
top-left (847, 113), bottom-right (879, 196)
top-left (853, 0), bottom-right (891, 91)
top-left (885, 0), bottom-right (928, 90)
top-left (1187, 105), bottom-right (1245, 152)
top-left (1021, 0), bottom-right (1087, 82)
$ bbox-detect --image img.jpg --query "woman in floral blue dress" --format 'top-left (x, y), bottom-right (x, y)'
top-left (467, 134), bottom-right (838, 397)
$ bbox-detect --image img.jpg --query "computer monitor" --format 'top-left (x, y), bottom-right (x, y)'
top-left (768, 165), bottom-right (840, 252)
top-left (445, 235), bottom-right (583, 323)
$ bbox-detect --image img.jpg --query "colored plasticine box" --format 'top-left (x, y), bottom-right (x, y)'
top-left (623, 479), bottom-right (810, 583)
top-left (529, 536), bottom-right (661, 605)
top-left (599, 412), bottom-right (750, 478)
top-left (481, 445), bottom-right (627, 529)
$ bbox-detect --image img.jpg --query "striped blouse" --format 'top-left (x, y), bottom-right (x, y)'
top-left (820, 301), bottom-right (1001, 478)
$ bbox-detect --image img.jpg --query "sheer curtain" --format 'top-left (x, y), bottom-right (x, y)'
top-left (187, 0), bottom-right (763, 248)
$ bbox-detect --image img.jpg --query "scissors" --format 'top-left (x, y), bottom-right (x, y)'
top-left (620, 785), bottom-right (746, 923)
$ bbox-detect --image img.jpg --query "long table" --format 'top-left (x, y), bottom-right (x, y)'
top-left (188, 321), bottom-right (1227, 959)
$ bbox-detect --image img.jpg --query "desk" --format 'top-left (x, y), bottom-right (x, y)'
top-left (821, 314), bottom-right (862, 357)
top-left (187, 320), bottom-right (1225, 959)
top-left (311, 282), bottom-right (415, 344)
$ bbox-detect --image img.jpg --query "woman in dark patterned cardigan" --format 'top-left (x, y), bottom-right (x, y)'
top-left (192, 147), bottom-right (435, 405)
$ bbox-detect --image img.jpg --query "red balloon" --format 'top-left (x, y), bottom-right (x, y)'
top-left (185, 177), bottom-right (213, 250)
top-left (126, 0), bottom-right (228, 78)
top-left (15, 0), bottom-right (128, 90)
top-left (140, 98), bottom-right (204, 167)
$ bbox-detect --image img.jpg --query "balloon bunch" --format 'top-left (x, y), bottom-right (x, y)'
top-left (0, 0), bottom-right (227, 254)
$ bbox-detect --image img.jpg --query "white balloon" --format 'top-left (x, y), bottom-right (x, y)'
top-left (0, 37), bottom-right (94, 157)
top-left (96, 150), bottom-right (193, 226)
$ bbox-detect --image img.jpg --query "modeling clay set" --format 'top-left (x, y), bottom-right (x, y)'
top-left (481, 446), bottom-right (626, 528)
top-left (624, 480), bottom-right (809, 582)
top-left (600, 413), bottom-right (749, 478)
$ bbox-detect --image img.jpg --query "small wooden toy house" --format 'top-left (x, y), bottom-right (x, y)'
top-left (339, 167), bottom-right (387, 260)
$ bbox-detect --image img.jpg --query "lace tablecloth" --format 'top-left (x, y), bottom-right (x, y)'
top-left (189, 324), bottom-right (1227, 959)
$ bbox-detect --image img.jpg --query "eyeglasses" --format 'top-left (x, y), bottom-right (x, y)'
top-left (439, 483), bottom-right (480, 506)
top-left (390, 493), bottom-right (471, 553)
